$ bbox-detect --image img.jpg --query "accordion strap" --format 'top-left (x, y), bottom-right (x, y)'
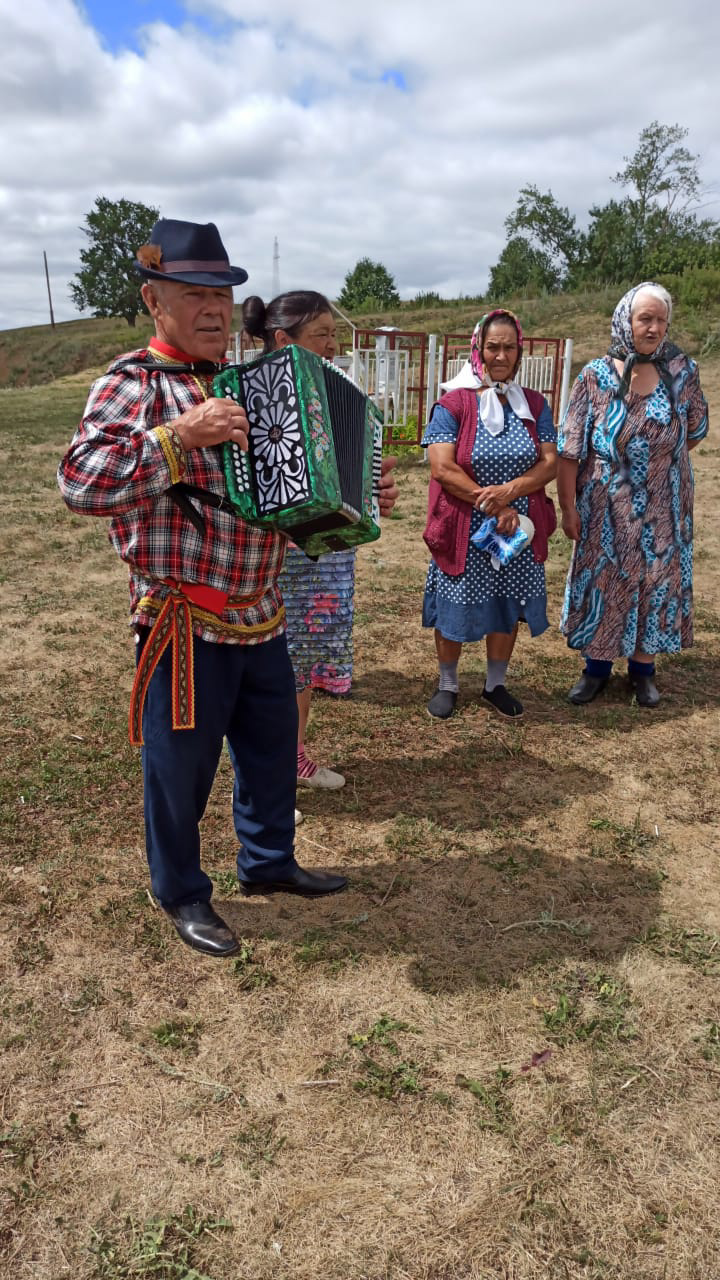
top-left (165, 482), bottom-right (239, 536)
top-left (114, 357), bottom-right (224, 375)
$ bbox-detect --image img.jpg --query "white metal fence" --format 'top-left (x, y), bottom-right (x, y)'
top-left (227, 332), bottom-right (574, 439)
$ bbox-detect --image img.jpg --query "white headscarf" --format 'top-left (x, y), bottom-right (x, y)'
top-left (440, 361), bottom-right (534, 437)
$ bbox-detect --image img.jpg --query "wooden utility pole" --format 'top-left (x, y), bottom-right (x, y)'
top-left (43, 251), bottom-right (55, 328)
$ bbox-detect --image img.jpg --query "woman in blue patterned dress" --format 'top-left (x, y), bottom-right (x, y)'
top-left (243, 292), bottom-right (398, 789)
top-left (422, 310), bottom-right (557, 719)
top-left (557, 282), bottom-right (709, 707)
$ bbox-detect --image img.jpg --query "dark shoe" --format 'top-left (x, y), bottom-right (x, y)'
top-left (164, 901), bottom-right (239, 957)
top-left (481, 684), bottom-right (524, 718)
top-left (238, 866), bottom-right (348, 898)
top-left (427, 688), bottom-right (457, 719)
top-left (568, 673), bottom-right (608, 705)
top-left (630, 674), bottom-right (661, 707)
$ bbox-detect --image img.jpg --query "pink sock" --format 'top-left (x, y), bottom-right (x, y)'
top-left (297, 744), bottom-right (318, 779)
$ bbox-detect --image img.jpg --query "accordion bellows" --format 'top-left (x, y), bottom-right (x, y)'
top-left (215, 346), bottom-right (383, 556)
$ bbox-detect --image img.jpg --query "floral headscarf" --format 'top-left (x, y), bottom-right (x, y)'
top-left (449, 307), bottom-right (533, 437)
top-left (608, 282), bottom-right (680, 403)
top-left (470, 308), bottom-right (524, 383)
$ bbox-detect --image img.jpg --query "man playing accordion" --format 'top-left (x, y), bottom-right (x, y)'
top-left (58, 218), bottom-right (359, 957)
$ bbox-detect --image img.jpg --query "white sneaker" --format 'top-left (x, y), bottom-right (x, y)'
top-left (294, 808), bottom-right (303, 825)
top-left (297, 765), bottom-right (346, 790)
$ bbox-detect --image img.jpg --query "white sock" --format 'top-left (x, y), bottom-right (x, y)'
top-left (438, 661), bottom-right (459, 693)
top-left (485, 660), bottom-right (508, 692)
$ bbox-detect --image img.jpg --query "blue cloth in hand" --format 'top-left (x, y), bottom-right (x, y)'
top-left (471, 516), bottom-right (532, 568)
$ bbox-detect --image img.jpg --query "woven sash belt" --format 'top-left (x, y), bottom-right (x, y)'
top-left (128, 579), bottom-right (273, 746)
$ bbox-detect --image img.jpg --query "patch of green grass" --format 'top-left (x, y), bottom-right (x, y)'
top-left (232, 1119), bottom-right (286, 1177)
top-left (588, 812), bottom-right (656, 859)
top-left (65, 1110), bottom-right (87, 1140)
top-left (348, 1014), bottom-right (417, 1054)
top-left (294, 927), bottom-right (331, 965)
top-left (64, 976), bottom-right (106, 1015)
top-left (0, 1124), bottom-right (38, 1169)
top-left (384, 814), bottom-right (459, 858)
top-left (541, 971), bottom-right (638, 1047)
top-left (230, 943), bottom-right (276, 990)
top-left (293, 922), bottom-right (363, 973)
top-left (150, 1019), bottom-right (203, 1055)
top-left (455, 1067), bottom-right (514, 1131)
top-left (12, 937), bottom-right (52, 973)
top-left (345, 1015), bottom-right (423, 1100)
top-left (486, 843), bottom-right (544, 881)
top-left (639, 923), bottom-right (720, 974)
top-left (96, 890), bottom-right (147, 923)
top-left (697, 1021), bottom-right (720, 1061)
top-left (208, 870), bottom-right (239, 896)
top-left (134, 914), bottom-right (171, 960)
top-left (88, 1204), bottom-right (232, 1279)
top-left (352, 1056), bottom-right (423, 1099)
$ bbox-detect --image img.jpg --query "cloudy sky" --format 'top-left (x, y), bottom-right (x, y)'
top-left (3, 0), bottom-right (719, 331)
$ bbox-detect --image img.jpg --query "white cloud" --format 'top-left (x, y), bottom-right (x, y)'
top-left (2, 0), bottom-right (719, 330)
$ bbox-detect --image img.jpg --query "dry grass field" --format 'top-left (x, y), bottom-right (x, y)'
top-left (1, 355), bottom-right (719, 1279)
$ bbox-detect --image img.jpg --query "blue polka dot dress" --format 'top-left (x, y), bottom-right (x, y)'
top-left (421, 399), bottom-right (555, 642)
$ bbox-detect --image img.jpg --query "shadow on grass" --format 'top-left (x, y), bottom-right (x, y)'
top-left (222, 843), bottom-right (662, 996)
top-left (300, 740), bottom-right (609, 831)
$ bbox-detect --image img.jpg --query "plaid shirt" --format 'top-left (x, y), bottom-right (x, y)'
top-left (57, 339), bottom-right (286, 644)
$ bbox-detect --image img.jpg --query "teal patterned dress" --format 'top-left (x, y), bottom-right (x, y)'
top-left (559, 353), bottom-right (708, 659)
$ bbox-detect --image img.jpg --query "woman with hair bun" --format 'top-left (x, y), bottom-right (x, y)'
top-left (558, 281), bottom-right (709, 707)
top-left (242, 291), bottom-right (398, 791)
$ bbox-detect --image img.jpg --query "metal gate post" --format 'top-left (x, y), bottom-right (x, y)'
top-left (426, 334), bottom-right (437, 425)
top-left (424, 334), bottom-right (438, 459)
top-left (558, 338), bottom-right (574, 422)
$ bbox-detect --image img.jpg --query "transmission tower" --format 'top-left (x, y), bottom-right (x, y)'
top-left (271, 237), bottom-right (280, 297)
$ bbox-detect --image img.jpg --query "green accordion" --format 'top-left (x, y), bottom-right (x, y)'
top-left (215, 346), bottom-right (384, 557)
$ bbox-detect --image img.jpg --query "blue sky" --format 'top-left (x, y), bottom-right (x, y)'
top-left (79, 0), bottom-right (213, 51)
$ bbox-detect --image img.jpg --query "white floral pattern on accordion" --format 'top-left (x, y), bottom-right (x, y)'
top-left (242, 354), bottom-right (311, 514)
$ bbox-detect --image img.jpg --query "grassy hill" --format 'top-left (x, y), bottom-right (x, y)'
top-left (2, 276), bottom-right (719, 389)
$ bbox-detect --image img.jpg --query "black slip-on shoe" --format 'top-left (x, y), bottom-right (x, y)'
top-left (567, 673), bottom-right (609, 705)
top-left (164, 901), bottom-right (239, 957)
top-left (427, 688), bottom-right (457, 719)
top-left (630, 674), bottom-right (661, 707)
top-left (238, 866), bottom-right (348, 898)
top-left (481, 684), bottom-right (524, 718)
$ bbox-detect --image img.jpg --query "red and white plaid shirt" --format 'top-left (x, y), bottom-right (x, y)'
top-left (57, 338), bottom-right (286, 644)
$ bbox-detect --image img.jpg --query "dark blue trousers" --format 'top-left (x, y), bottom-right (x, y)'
top-left (140, 631), bottom-right (299, 907)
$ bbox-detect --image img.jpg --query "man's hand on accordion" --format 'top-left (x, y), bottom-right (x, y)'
top-left (173, 398), bottom-right (249, 453)
top-left (379, 455), bottom-right (399, 518)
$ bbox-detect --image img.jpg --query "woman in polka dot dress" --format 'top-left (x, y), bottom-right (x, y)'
top-left (422, 310), bottom-right (557, 719)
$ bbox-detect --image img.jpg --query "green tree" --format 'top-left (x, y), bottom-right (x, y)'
top-left (505, 185), bottom-right (584, 284)
top-left (644, 212), bottom-right (720, 275)
top-left (609, 121), bottom-right (707, 277)
top-left (581, 198), bottom-right (642, 283)
top-left (614, 121), bottom-right (701, 230)
top-left (338, 257), bottom-right (400, 310)
top-left (488, 235), bottom-right (560, 298)
top-left (70, 196), bottom-right (159, 326)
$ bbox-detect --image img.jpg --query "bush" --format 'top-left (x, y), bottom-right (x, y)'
top-left (659, 267), bottom-right (720, 312)
top-left (413, 291), bottom-right (446, 308)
